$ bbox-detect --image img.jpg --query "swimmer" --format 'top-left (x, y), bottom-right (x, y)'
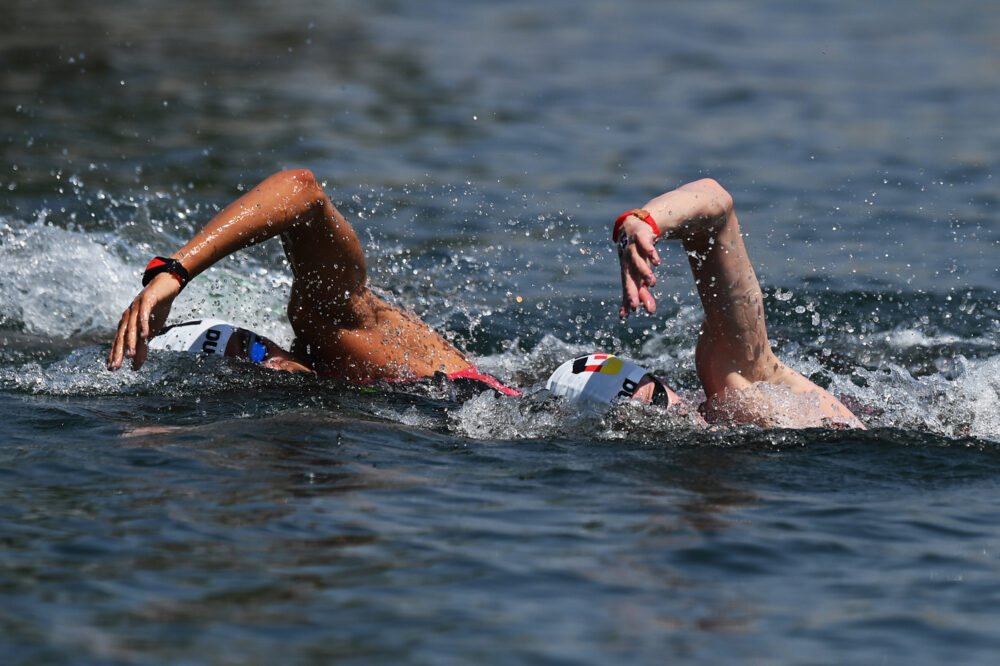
top-left (598, 178), bottom-right (865, 429)
top-left (107, 170), bottom-right (862, 427)
top-left (107, 169), bottom-right (520, 395)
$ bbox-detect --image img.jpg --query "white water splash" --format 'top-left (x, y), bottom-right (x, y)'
top-left (883, 328), bottom-right (966, 348)
top-left (0, 218), bottom-right (137, 337)
top-left (0, 216), bottom-right (294, 345)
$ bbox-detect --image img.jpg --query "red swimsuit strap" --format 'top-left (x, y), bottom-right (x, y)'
top-left (447, 367), bottom-right (522, 396)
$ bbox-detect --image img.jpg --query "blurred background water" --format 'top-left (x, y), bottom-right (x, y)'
top-left (2, 0), bottom-right (1000, 663)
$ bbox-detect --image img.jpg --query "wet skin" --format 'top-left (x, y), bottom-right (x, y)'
top-left (108, 170), bottom-right (471, 380)
top-left (615, 179), bottom-right (864, 429)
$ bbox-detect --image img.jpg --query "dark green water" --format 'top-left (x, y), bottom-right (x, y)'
top-left (2, 0), bottom-right (1000, 663)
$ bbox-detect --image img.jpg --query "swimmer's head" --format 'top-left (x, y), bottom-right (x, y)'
top-left (148, 319), bottom-right (312, 373)
top-left (546, 353), bottom-right (677, 407)
top-left (148, 318), bottom-right (239, 356)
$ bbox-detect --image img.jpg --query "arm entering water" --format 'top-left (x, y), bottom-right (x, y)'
top-left (107, 170), bottom-right (365, 371)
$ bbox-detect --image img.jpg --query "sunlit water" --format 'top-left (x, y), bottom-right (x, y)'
top-left (2, 0), bottom-right (1000, 663)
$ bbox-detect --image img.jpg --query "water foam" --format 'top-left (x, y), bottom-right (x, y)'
top-left (0, 215), bottom-right (295, 347)
top-left (0, 217), bottom-right (137, 338)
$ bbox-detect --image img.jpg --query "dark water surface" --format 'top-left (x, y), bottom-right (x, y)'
top-left (3, 0), bottom-right (1000, 663)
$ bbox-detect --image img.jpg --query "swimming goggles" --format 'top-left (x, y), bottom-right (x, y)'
top-left (239, 330), bottom-right (270, 363)
top-left (649, 376), bottom-right (671, 407)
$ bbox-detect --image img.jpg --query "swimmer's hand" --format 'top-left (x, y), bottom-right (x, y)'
top-left (617, 218), bottom-right (661, 318)
top-left (107, 274), bottom-right (180, 371)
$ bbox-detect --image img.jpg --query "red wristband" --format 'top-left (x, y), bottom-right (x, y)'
top-left (612, 208), bottom-right (660, 242)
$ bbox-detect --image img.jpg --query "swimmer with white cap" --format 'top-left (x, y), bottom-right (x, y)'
top-left (545, 178), bottom-right (866, 430)
top-left (546, 353), bottom-right (681, 407)
top-left (148, 318), bottom-right (313, 373)
top-left (544, 352), bottom-right (709, 425)
top-left (108, 170), bottom-right (518, 395)
top-left (146, 316), bottom-right (520, 395)
top-left (609, 178), bottom-right (865, 429)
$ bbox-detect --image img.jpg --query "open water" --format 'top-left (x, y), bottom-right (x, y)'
top-left (3, 0), bottom-right (1000, 663)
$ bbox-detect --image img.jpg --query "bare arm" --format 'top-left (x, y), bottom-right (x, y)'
top-left (617, 179), bottom-right (732, 319)
top-left (108, 169), bottom-right (365, 370)
top-left (616, 179), bottom-right (864, 428)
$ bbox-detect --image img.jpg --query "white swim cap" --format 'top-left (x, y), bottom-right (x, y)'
top-left (148, 319), bottom-right (239, 356)
top-left (546, 353), bottom-right (651, 406)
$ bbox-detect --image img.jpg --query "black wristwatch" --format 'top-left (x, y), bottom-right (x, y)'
top-left (142, 256), bottom-right (191, 290)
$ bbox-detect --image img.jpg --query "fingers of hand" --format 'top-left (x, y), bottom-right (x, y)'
top-left (109, 302), bottom-right (140, 369)
top-left (108, 313), bottom-right (129, 370)
top-left (619, 280), bottom-right (632, 319)
top-left (636, 233), bottom-right (660, 266)
top-left (623, 255), bottom-right (655, 302)
top-left (124, 303), bottom-right (141, 358)
top-left (628, 263), bottom-right (648, 301)
top-left (639, 285), bottom-right (657, 314)
top-left (131, 338), bottom-right (148, 371)
top-left (625, 251), bottom-right (657, 315)
top-left (617, 225), bottom-right (660, 318)
top-left (138, 303), bottom-right (150, 340)
top-left (622, 269), bottom-right (640, 312)
top-left (135, 289), bottom-right (164, 342)
top-left (110, 282), bottom-right (171, 371)
top-left (618, 249), bottom-right (636, 317)
top-left (629, 243), bottom-right (657, 287)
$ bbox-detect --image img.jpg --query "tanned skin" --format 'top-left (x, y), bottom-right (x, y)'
top-left (108, 170), bottom-right (471, 380)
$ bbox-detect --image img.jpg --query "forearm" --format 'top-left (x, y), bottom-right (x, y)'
top-left (171, 169), bottom-right (329, 279)
top-left (650, 180), bottom-right (771, 383)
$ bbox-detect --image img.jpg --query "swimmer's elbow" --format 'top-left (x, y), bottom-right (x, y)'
top-left (274, 168), bottom-right (320, 190)
top-left (674, 179), bottom-right (733, 237)
top-left (267, 169), bottom-right (327, 206)
top-left (691, 178), bottom-right (734, 222)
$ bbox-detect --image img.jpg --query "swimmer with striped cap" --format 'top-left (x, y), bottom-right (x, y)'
top-left (148, 318), bottom-right (519, 396)
top-left (546, 352), bottom-right (694, 411)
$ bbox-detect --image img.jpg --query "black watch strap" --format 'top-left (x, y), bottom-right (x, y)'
top-left (142, 256), bottom-right (191, 290)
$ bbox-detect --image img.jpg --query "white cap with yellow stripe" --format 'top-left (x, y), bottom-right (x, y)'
top-left (546, 353), bottom-right (650, 406)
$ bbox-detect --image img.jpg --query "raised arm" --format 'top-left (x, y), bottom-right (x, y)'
top-left (615, 179), bottom-right (864, 428)
top-left (173, 169), bottom-right (365, 286)
top-left (108, 169), bottom-right (365, 370)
